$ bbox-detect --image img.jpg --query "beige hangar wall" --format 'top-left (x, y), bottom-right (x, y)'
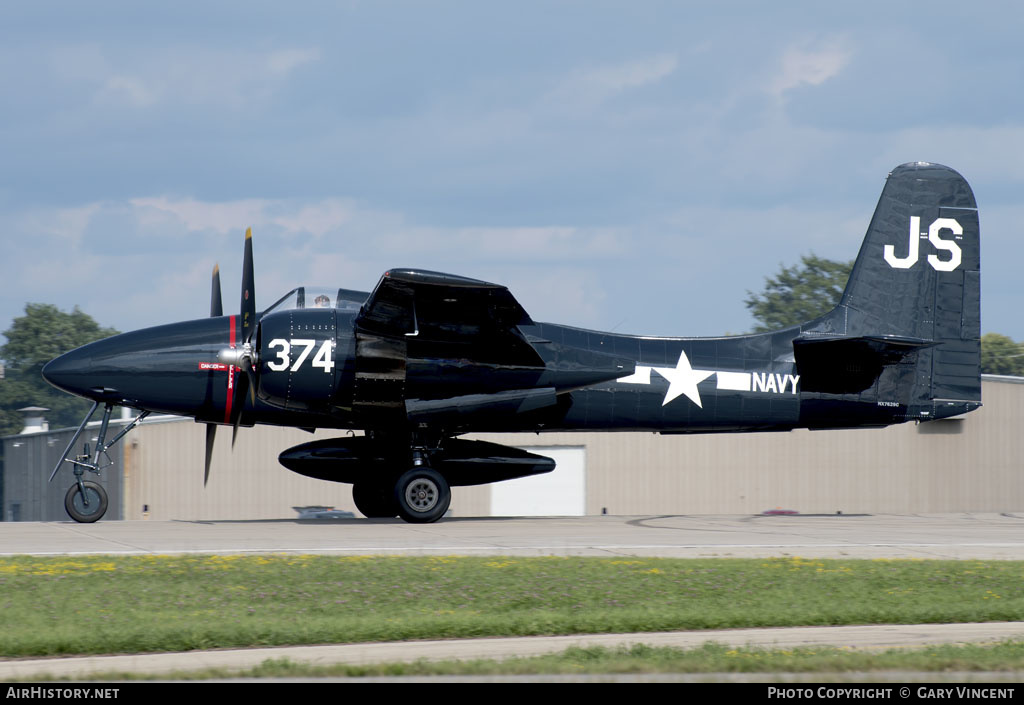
top-left (121, 378), bottom-right (1023, 520)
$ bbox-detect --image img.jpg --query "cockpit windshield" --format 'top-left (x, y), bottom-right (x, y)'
top-left (263, 287), bottom-right (366, 316)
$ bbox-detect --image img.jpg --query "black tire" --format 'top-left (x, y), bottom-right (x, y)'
top-left (394, 467), bottom-right (450, 524)
top-left (352, 482), bottom-right (399, 518)
top-left (64, 481), bottom-right (108, 523)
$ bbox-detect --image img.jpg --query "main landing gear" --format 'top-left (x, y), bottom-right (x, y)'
top-left (351, 440), bottom-right (452, 523)
top-left (394, 466), bottom-right (450, 523)
top-left (352, 466), bottom-right (452, 523)
top-left (49, 401), bottom-right (149, 523)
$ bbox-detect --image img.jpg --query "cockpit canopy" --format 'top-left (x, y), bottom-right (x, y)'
top-left (263, 287), bottom-right (367, 316)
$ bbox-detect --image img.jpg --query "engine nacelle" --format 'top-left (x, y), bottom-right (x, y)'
top-left (257, 308), bottom-right (340, 411)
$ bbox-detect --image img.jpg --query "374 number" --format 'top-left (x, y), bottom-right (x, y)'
top-left (266, 339), bottom-right (335, 373)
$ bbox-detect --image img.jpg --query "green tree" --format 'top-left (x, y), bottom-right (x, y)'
top-left (745, 254), bottom-right (854, 332)
top-left (981, 333), bottom-right (1024, 376)
top-left (0, 304), bottom-right (119, 436)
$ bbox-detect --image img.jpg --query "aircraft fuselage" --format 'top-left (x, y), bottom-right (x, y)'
top-left (41, 310), bottom-right (977, 439)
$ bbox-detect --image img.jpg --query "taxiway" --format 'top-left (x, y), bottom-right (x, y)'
top-left (2, 512), bottom-right (1023, 559)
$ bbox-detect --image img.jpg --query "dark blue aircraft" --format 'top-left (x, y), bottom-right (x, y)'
top-left (43, 162), bottom-right (981, 523)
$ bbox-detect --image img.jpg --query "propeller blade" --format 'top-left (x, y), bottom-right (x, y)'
top-left (241, 227), bottom-right (255, 342)
top-left (204, 423), bottom-right (217, 486)
top-left (245, 364), bottom-right (257, 406)
top-left (231, 371), bottom-right (250, 448)
top-left (211, 264), bottom-right (223, 318)
top-left (228, 228), bottom-right (258, 450)
top-left (204, 264), bottom-right (224, 487)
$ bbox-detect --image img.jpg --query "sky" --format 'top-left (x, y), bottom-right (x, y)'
top-left (1, 1), bottom-right (1022, 344)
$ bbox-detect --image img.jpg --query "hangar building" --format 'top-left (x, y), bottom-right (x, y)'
top-left (3, 376), bottom-right (1022, 522)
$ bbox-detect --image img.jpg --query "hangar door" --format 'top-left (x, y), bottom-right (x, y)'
top-left (489, 446), bottom-right (585, 516)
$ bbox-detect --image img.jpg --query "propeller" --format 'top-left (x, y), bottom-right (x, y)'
top-left (215, 228), bottom-right (260, 448)
top-left (206, 229), bottom-right (262, 484)
top-left (204, 264), bottom-right (223, 486)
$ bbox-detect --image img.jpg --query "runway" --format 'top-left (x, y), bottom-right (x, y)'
top-left (2, 512), bottom-right (1024, 559)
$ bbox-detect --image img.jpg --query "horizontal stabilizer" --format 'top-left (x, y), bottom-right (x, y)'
top-left (794, 335), bottom-right (935, 394)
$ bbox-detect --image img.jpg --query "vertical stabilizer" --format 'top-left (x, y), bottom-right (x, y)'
top-left (805, 162), bottom-right (980, 419)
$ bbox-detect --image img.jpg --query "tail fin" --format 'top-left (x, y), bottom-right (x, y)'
top-left (803, 162), bottom-right (980, 420)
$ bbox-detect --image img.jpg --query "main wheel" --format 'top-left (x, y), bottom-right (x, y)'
top-left (352, 482), bottom-right (399, 518)
top-left (64, 481), bottom-right (108, 523)
top-left (394, 467), bottom-right (450, 524)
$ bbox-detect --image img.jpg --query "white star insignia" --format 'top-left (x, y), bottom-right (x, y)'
top-left (653, 350), bottom-right (714, 407)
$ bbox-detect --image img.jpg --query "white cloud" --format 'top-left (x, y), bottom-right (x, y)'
top-left (50, 45), bottom-right (322, 111)
top-left (130, 197), bottom-right (271, 234)
top-left (459, 226), bottom-right (622, 259)
top-left (546, 53), bottom-right (678, 111)
top-left (367, 226), bottom-right (625, 262)
top-left (497, 268), bottom-right (609, 328)
top-left (98, 75), bottom-right (159, 108)
top-left (121, 196), bottom-right (627, 262)
top-left (267, 48), bottom-right (321, 78)
top-left (0, 195), bottom-right (629, 323)
top-left (575, 53), bottom-right (678, 94)
top-left (769, 40), bottom-right (851, 98)
top-left (271, 199), bottom-right (356, 238)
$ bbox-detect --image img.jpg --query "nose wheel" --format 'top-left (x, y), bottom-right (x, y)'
top-left (64, 480), bottom-right (108, 523)
top-left (394, 467), bottom-right (450, 523)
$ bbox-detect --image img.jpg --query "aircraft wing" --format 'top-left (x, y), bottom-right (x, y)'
top-left (355, 269), bottom-right (544, 367)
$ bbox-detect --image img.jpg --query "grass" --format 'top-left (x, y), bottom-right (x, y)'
top-left (1, 555), bottom-right (1023, 658)
top-left (236, 641), bottom-right (1024, 677)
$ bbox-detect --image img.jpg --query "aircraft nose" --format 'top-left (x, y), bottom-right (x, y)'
top-left (42, 347), bottom-right (93, 397)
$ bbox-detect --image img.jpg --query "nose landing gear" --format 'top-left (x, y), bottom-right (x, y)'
top-left (49, 401), bottom-right (149, 523)
top-left (64, 475), bottom-right (108, 524)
